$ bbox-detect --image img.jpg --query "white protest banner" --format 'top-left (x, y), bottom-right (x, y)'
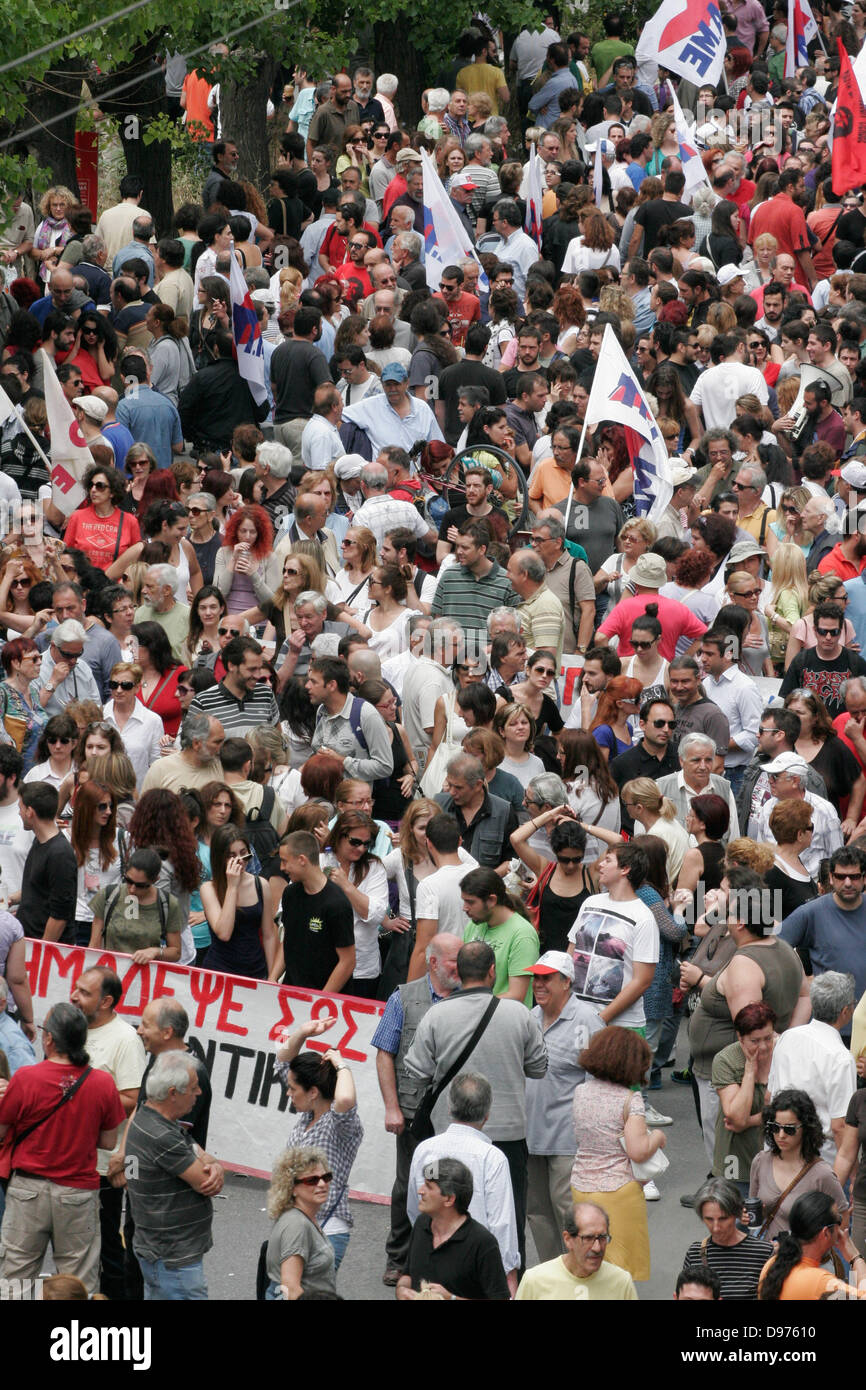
top-left (25, 939), bottom-right (394, 1198)
top-left (41, 348), bottom-right (93, 515)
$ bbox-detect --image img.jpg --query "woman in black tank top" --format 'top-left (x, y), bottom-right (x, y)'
top-left (521, 820), bottom-right (599, 955)
top-left (675, 792), bottom-right (730, 907)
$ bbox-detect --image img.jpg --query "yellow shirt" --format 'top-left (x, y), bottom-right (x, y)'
top-left (456, 63), bottom-right (509, 115)
top-left (738, 503), bottom-right (776, 543)
top-left (518, 582), bottom-right (566, 665)
top-left (516, 1255), bottom-right (638, 1300)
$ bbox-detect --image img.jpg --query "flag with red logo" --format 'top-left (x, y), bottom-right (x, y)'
top-left (635, 0), bottom-right (725, 87)
top-left (41, 350), bottom-right (93, 516)
top-left (525, 143), bottom-right (543, 247)
top-left (785, 0), bottom-right (819, 76)
top-left (228, 252), bottom-right (267, 406)
top-left (671, 88), bottom-right (711, 202)
top-left (584, 326), bottom-right (673, 521)
top-left (832, 45), bottom-right (866, 196)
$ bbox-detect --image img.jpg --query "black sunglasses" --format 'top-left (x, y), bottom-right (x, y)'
top-left (108, 679), bottom-right (136, 691)
top-left (124, 875), bottom-right (152, 888)
top-left (346, 836), bottom-right (372, 848)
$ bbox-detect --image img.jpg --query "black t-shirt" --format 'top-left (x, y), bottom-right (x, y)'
top-left (138, 1051), bottom-right (212, 1149)
top-left (437, 361), bottom-right (507, 445)
top-left (407, 1214), bottom-right (510, 1299)
top-left (610, 743), bottom-right (680, 834)
top-left (190, 530), bottom-right (222, 587)
top-left (280, 879), bottom-right (355, 990)
top-left (270, 339), bottom-right (332, 421)
top-left (437, 503), bottom-right (509, 544)
top-left (701, 233), bottom-right (741, 271)
top-left (807, 735), bottom-right (862, 806)
top-left (634, 199), bottom-right (692, 254)
top-left (670, 359), bottom-right (701, 395)
top-left (266, 196), bottom-right (310, 241)
top-left (18, 832), bottom-right (78, 941)
top-left (778, 648), bottom-right (866, 720)
top-left (838, 207), bottom-right (866, 248)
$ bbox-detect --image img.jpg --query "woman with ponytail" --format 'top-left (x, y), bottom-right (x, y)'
top-left (144, 303), bottom-right (194, 405)
top-left (759, 1190), bottom-right (866, 1300)
top-left (275, 1016), bottom-right (363, 1271)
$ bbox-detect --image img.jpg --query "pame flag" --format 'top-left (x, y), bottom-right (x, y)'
top-left (636, 0), bottom-right (725, 88)
top-left (228, 252), bottom-right (267, 405)
top-left (525, 143), bottom-right (543, 247)
top-left (786, 0), bottom-right (819, 76)
top-left (672, 88), bottom-right (711, 201)
top-left (584, 326), bottom-right (673, 522)
top-left (41, 349), bottom-right (93, 516)
top-left (420, 148), bottom-right (487, 293)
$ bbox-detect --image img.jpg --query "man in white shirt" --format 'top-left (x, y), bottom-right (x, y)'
top-left (402, 618), bottom-right (463, 761)
top-left (408, 813), bottom-right (478, 979)
top-left (487, 199), bottom-right (540, 301)
top-left (567, 842), bottom-right (659, 1027)
top-left (699, 629), bottom-right (764, 796)
top-left (749, 753), bottom-right (844, 877)
top-left (350, 459), bottom-right (439, 553)
top-left (407, 1073), bottom-right (520, 1294)
top-left (690, 331), bottom-right (769, 430)
top-left (768, 972), bottom-right (857, 1162)
top-left (300, 383), bottom-right (344, 472)
top-left (343, 362), bottom-right (445, 456)
top-left (95, 175), bottom-right (151, 263)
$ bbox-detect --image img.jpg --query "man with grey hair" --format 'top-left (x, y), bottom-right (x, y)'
top-left (488, 198), bottom-right (540, 300)
top-left (435, 755), bottom-right (518, 869)
top-left (734, 461), bottom-right (774, 543)
top-left (275, 591), bottom-right (349, 685)
top-left (530, 515), bottom-right (595, 655)
top-left (375, 72), bottom-right (399, 130)
top-left (487, 606), bottom-right (522, 639)
top-left (39, 580), bottom-right (121, 701)
top-left (142, 712), bottom-right (225, 793)
top-left (36, 617), bottom-right (101, 717)
top-left (125, 1051), bottom-right (224, 1301)
top-left (373, 930), bottom-right (462, 1284)
top-left (657, 731), bottom-right (740, 843)
top-left (391, 230), bottom-right (426, 292)
top-left (137, 998), bottom-right (212, 1148)
top-left (749, 751), bottom-right (843, 874)
top-left (253, 439), bottom-right (294, 529)
top-left (407, 1071), bottom-right (520, 1293)
top-left (463, 134), bottom-right (502, 218)
top-left (73, 232), bottom-right (112, 304)
top-left (505, 548), bottom-right (566, 664)
top-left (351, 461), bottom-right (439, 551)
top-left (768, 972), bottom-right (858, 1161)
top-left (134, 564), bottom-right (191, 662)
top-left (113, 215), bottom-right (157, 286)
top-left (402, 617), bottom-right (463, 759)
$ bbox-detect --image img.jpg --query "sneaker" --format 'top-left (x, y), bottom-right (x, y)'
top-left (643, 1103), bottom-right (673, 1126)
top-left (680, 1192), bottom-right (696, 1208)
top-left (382, 1263), bottom-right (401, 1286)
top-left (643, 1180), bottom-right (661, 1201)
top-left (672, 1068), bottom-right (692, 1085)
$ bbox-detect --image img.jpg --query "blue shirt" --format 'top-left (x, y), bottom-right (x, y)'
top-left (113, 242), bottom-right (156, 286)
top-left (626, 164), bottom-right (647, 191)
top-left (102, 419), bottom-right (137, 472)
top-left (845, 573), bottom-right (866, 654)
top-left (527, 68), bottom-right (575, 128)
top-left (115, 385), bottom-right (183, 469)
top-left (0, 1010), bottom-right (36, 1073)
top-left (781, 895), bottom-right (866, 1017)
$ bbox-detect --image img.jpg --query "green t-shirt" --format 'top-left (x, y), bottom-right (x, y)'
top-left (132, 601), bottom-right (190, 664)
top-left (590, 40), bottom-right (634, 83)
top-left (711, 1041), bottom-right (767, 1186)
top-left (464, 911), bottom-right (539, 1006)
top-left (91, 885), bottom-right (184, 955)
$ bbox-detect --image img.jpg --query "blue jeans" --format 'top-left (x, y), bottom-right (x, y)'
top-left (327, 1232), bottom-right (350, 1270)
top-left (138, 1255), bottom-right (208, 1300)
top-left (726, 764), bottom-right (746, 796)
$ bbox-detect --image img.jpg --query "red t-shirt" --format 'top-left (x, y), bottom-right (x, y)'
top-left (597, 593), bottom-right (707, 660)
top-left (321, 222), bottom-right (348, 267)
top-left (66, 346), bottom-right (105, 392)
top-left (63, 505), bottom-right (141, 572)
top-left (832, 711), bottom-right (866, 771)
top-left (748, 193), bottom-right (811, 258)
top-left (0, 1060), bottom-right (125, 1189)
top-left (335, 260), bottom-right (373, 298)
top-left (817, 544), bottom-right (866, 582)
top-left (434, 290), bottom-right (481, 349)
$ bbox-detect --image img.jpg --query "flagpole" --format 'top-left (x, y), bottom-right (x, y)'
top-left (562, 410), bottom-right (593, 533)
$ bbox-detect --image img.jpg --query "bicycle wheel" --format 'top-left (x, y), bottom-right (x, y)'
top-left (444, 445), bottom-right (530, 539)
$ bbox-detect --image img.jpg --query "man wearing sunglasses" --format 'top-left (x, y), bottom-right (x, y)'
top-left (40, 581), bottom-right (122, 702)
top-left (779, 600), bottom-right (866, 721)
top-left (733, 464), bottom-right (776, 546)
top-left (36, 617), bottom-right (100, 719)
top-left (609, 698), bottom-right (679, 834)
top-left (782, 847), bottom-right (866, 1044)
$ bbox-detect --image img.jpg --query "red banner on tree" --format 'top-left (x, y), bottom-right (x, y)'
top-left (832, 45), bottom-right (866, 196)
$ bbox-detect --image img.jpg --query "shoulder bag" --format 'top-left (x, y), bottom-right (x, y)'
top-left (757, 1158), bottom-right (819, 1240)
top-left (409, 997), bottom-right (499, 1141)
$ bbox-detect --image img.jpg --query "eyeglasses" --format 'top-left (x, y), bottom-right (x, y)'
top-left (346, 836), bottom-right (372, 848)
top-left (557, 854), bottom-right (582, 864)
top-left (734, 588), bottom-right (762, 598)
top-left (87, 721), bottom-right (114, 734)
top-left (90, 481), bottom-right (109, 490)
top-left (295, 1172), bottom-right (334, 1187)
top-left (124, 875), bottom-right (152, 888)
top-left (631, 639), bottom-right (654, 651)
top-left (10, 577), bottom-right (30, 587)
top-left (284, 567), bottom-right (301, 575)
top-left (108, 679), bottom-right (136, 691)
top-left (781, 505), bottom-right (799, 514)
top-left (348, 241), bottom-right (368, 250)
top-left (817, 628), bottom-right (841, 637)
top-left (57, 649), bottom-right (81, 660)
top-left (532, 667), bottom-right (556, 677)
top-left (731, 482), bottom-right (753, 491)
top-left (187, 506), bottom-right (209, 517)
top-left (766, 1121), bottom-right (802, 1136)
top-left (833, 870), bottom-right (863, 881)
top-left (748, 341), bottom-right (762, 349)
top-left (650, 718), bottom-right (676, 728)
top-left (96, 802), bottom-right (112, 813)
top-left (47, 735), bottom-right (72, 745)
top-left (575, 1232), bottom-right (611, 1246)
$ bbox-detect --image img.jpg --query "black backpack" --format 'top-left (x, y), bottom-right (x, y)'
top-left (244, 785), bottom-right (281, 878)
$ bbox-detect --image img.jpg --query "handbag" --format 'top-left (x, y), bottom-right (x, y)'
top-left (409, 997), bottom-right (499, 1142)
top-left (1, 685), bottom-right (27, 754)
top-left (377, 859), bottom-right (418, 998)
top-left (620, 1093), bottom-right (669, 1184)
top-left (420, 690), bottom-right (463, 797)
top-left (0, 1065), bottom-right (92, 1184)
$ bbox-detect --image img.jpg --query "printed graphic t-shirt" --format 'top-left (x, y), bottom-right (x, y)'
top-left (567, 891), bottom-right (659, 1027)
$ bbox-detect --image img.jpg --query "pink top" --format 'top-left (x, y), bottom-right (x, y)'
top-left (597, 593), bottom-right (707, 660)
top-left (571, 1077), bottom-right (644, 1193)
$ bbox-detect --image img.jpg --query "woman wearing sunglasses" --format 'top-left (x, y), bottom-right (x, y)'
top-left (123, 444), bottom-right (158, 504)
top-left (22, 711), bottom-right (77, 787)
top-left (621, 612), bottom-right (669, 707)
top-left (88, 845), bottom-right (183, 965)
top-left (323, 809), bottom-right (389, 1000)
top-left (103, 662), bottom-right (163, 792)
top-left (275, 1014), bottom-right (362, 1273)
top-left (751, 1089), bottom-right (847, 1241)
top-left (507, 650), bottom-right (565, 740)
top-left (0, 557), bottom-right (43, 641)
top-left (68, 780), bottom-right (122, 946)
top-left (264, 1145), bottom-right (338, 1300)
top-left (723, 572), bottom-right (773, 678)
top-left (0, 637), bottom-right (47, 772)
top-left (200, 822), bottom-right (276, 981)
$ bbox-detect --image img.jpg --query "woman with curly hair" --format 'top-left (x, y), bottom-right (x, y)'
top-left (212, 503), bottom-right (274, 615)
top-left (758, 1190), bottom-right (866, 1300)
top-left (562, 209), bottom-right (621, 277)
top-left (551, 282), bottom-right (586, 357)
top-left (274, 1014), bottom-right (363, 1272)
top-left (264, 1144), bottom-right (338, 1299)
top-left (200, 822), bottom-right (276, 979)
top-left (63, 463), bottom-right (141, 573)
top-left (0, 636), bottom-right (47, 771)
top-left (110, 499), bottom-right (202, 603)
top-left (32, 187), bottom-right (77, 279)
top-left (323, 809), bottom-right (389, 999)
top-left (64, 309), bottom-right (118, 390)
top-left (0, 558), bottom-right (43, 640)
top-left (127, 788), bottom-right (200, 964)
top-left (69, 780), bottom-right (121, 945)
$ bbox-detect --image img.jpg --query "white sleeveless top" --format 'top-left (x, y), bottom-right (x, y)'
top-left (172, 543), bottom-right (191, 603)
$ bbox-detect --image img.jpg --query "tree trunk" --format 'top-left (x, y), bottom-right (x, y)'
top-left (372, 23), bottom-right (426, 132)
top-left (218, 52), bottom-right (280, 192)
top-left (19, 60), bottom-right (83, 194)
top-left (94, 39), bottom-right (174, 236)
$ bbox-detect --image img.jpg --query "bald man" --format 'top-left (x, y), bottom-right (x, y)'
top-left (93, 385), bottom-right (137, 467)
top-left (30, 266), bottom-right (95, 328)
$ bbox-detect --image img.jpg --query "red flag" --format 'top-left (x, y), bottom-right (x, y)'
top-left (832, 46), bottom-right (866, 196)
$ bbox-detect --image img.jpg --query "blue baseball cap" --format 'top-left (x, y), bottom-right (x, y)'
top-left (381, 362), bottom-right (409, 383)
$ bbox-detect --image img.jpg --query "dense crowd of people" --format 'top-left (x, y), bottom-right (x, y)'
top-left (2, 4), bottom-right (866, 1304)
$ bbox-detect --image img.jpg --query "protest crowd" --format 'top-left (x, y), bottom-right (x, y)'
top-left (4, 0), bottom-right (866, 1306)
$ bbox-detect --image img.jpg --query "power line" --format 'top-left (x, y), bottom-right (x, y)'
top-left (0, 0), bottom-right (155, 77)
top-left (1, 3), bottom-right (302, 153)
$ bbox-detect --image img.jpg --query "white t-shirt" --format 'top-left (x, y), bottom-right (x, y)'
top-left (567, 891), bottom-right (659, 1027)
top-left (0, 800), bottom-right (33, 905)
top-left (690, 362), bottom-right (768, 430)
top-left (415, 856), bottom-right (479, 935)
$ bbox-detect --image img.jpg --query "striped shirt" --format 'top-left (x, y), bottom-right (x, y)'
top-left (189, 679), bottom-right (280, 736)
top-left (431, 560), bottom-right (519, 637)
top-left (681, 1235), bottom-right (774, 1301)
top-left (126, 1105), bottom-right (212, 1266)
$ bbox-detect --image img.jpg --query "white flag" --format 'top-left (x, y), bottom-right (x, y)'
top-left (785, 0), bottom-right (820, 77)
top-left (584, 326), bottom-right (673, 522)
top-left (525, 143), bottom-right (544, 246)
top-left (228, 252), bottom-right (267, 406)
top-left (420, 148), bottom-right (486, 293)
top-left (635, 0), bottom-right (725, 88)
top-left (671, 87), bottom-right (712, 202)
top-left (593, 142), bottom-right (603, 208)
top-left (0, 382), bottom-right (20, 426)
top-left (41, 349), bottom-right (93, 516)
